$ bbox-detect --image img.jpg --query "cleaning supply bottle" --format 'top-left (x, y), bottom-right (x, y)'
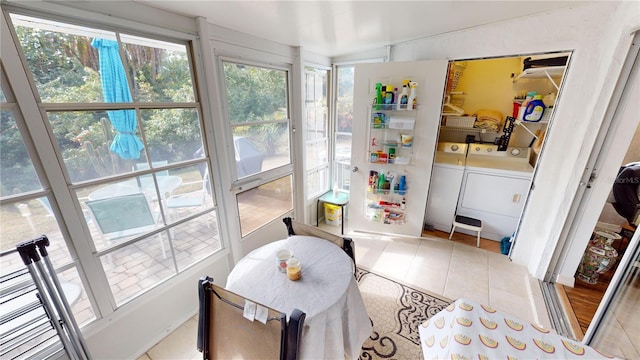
top-left (383, 85), bottom-right (394, 110)
top-left (397, 85), bottom-right (408, 110)
top-left (377, 172), bottom-right (385, 193)
top-left (374, 83), bottom-right (383, 110)
top-left (523, 94), bottom-right (546, 122)
top-left (518, 91), bottom-right (537, 120)
top-left (407, 81), bottom-right (418, 110)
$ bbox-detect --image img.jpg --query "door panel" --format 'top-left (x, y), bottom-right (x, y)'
top-left (350, 60), bottom-right (448, 237)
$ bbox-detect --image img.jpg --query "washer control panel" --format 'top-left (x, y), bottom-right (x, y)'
top-left (438, 142), bottom-right (468, 155)
top-left (468, 144), bottom-right (529, 161)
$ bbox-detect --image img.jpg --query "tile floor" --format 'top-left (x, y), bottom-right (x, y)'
top-left (137, 222), bottom-right (551, 359)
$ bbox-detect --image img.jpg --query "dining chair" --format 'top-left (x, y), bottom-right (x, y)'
top-left (166, 169), bottom-right (209, 212)
top-left (282, 217), bottom-right (355, 266)
top-left (85, 192), bottom-right (166, 258)
top-left (197, 276), bottom-right (305, 360)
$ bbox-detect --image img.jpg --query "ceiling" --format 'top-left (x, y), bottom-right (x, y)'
top-left (136, 1), bottom-right (586, 58)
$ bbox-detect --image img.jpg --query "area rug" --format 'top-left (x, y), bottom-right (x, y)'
top-left (356, 267), bottom-right (452, 359)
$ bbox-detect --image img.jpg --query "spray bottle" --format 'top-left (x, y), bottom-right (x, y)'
top-left (374, 83), bottom-right (383, 110)
top-left (397, 85), bottom-right (409, 110)
top-left (407, 81), bottom-right (418, 110)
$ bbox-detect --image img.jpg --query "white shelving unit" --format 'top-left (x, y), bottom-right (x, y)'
top-left (513, 66), bottom-right (566, 91)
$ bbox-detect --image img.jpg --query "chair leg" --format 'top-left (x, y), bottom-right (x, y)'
top-left (476, 232), bottom-right (481, 248)
top-left (449, 226), bottom-right (456, 240)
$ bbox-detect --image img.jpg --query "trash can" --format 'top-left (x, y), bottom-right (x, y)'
top-left (324, 203), bottom-right (342, 226)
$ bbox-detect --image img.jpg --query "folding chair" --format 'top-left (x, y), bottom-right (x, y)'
top-left (85, 193), bottom-right (166, 258)
top-left (197, 276), bottom-right (305, 360)
top-left (282, 217), bottom-right (355, 266)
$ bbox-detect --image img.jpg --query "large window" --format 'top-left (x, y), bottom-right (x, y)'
top-left (304, 66), bottom-right (330, 199)
top-left (334, 65), bottom-right (354, 191)
top-left (3, 13), bottom-right (221, 311)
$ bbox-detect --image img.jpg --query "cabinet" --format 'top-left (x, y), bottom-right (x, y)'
top-left (366, 105), bottom-right (415, 225)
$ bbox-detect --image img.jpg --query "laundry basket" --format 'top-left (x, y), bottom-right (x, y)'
top-left (445, 62), bottom-right (467, 94)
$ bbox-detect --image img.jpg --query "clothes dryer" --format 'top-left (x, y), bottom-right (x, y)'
top-left (456, 144), bottom-right (534, 241)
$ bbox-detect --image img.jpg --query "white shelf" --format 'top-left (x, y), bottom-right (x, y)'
top-left (513, 66), bottom-right (566, 91)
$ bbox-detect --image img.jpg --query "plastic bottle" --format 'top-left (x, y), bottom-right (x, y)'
top-left (407, 81), bottom-right (418, 110)
top-left (523, 94), bottom-right (546, 122)
top-left (518, 91), bottom-right (537, 120)
top-left (397, 85), bottom-right (408, 110)
top-left (398, 175), bottom-right (407, 195)
top-left (393, 88), bottom-right (398, 107)
top-left (383, 85), bottom-right (394, 110)
top-left (377, 172), bottom-right (385, 193)
top-left (374, 83), bottom-right (383, 110)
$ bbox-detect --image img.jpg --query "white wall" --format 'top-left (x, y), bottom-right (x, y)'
top-left (389, 1), bottom-right (640, 279)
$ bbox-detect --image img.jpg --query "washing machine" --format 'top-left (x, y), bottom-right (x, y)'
top-left (425, 142), bottom-right (468, 232)
top-left (456, 143), bottom-right (534, 241)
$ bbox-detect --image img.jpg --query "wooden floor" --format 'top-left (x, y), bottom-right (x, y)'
top-left (561, 272), bottom-right (613, 336)
top-left (560, 232), bottom-right (633, 337)
top-left (422, 229), bottom-right (501, 254)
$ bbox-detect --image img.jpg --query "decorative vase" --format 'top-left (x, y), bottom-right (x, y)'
top-left (576, 230), bottom-right (620, 284)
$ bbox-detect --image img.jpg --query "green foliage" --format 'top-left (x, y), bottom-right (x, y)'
top-left (4, 20), bottom-right (293, 192)
top-left (224, 63), bottom-right (288, 123)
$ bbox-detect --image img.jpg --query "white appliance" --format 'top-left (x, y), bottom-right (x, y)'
top-left (425, 142), bottom-right (468, 232)
top-left (456, 143), bottom-right (534, 241)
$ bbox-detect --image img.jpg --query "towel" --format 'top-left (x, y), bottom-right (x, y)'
top-left (473, 109), bottom-right (503, 131)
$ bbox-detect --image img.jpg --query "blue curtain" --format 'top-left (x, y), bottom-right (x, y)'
top-left (91, 38), bottom-right (144, 159)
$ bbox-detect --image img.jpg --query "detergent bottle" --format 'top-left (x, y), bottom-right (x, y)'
top-left (522, 94), bottom-right (546, 122)
top-left (407, 81), bottom-right (418, 110)
top-left (397, 85), bottom-right (409, 110)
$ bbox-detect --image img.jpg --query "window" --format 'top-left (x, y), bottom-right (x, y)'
top-left (1, 64), bottom-right (97, 341)
top-left (334, 65), bottom-right (354, 191)
top-left (222, 60), bottom-right (293, 236)
top-left (304, 66), bottom-right (330, 199)
top-left (7, 13), bottom-right (221, 308)
top-left (222, 61), bottom-right (291, 180)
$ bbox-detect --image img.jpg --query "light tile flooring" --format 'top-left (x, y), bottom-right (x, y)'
top-left (137, 222), bottom-right (551, 359)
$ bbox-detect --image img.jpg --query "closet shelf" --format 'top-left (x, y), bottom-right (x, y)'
top-left (513, 66), bottom-right (565, 91)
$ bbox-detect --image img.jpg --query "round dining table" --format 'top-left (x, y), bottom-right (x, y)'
top-left (226, 235), bottom-right (372, 360)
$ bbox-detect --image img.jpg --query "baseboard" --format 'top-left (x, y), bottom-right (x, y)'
top-left (555, 274), bottom-right (575, 287)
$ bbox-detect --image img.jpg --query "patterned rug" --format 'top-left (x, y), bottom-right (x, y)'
top-left (356, 267), bottom-right (452, 359)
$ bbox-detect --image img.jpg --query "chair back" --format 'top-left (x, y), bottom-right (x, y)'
top-left (86, 193), bottom-right (157, 239)
top-left (197, 276), bottom-right (305, 360)
top-left (134, 160), bottom-right (169, 177)
top-left (282, 217), bottom-right (355, 265)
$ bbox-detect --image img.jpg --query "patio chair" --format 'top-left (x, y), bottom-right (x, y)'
top-left (166, 169), bottom-right (210, 213)
top-left (282, 217), bottom-right (355, 266)
top-left (197, 276), bottom-right (305, 360)
top-left (85, 192), bottom-right (166, 258)
top-left (133, 160), bottom-right (169, 177)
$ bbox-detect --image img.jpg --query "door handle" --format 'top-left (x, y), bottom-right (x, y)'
top-left (512, 194), bottom-right (521, 203)
top-left (352, 166), bottom-right (359, 173)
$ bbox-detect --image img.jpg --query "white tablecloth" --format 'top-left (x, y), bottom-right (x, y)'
top-left (226, 235), bottom-right (372, 360)
top-left (419, 297), bottom-right (616, 359)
